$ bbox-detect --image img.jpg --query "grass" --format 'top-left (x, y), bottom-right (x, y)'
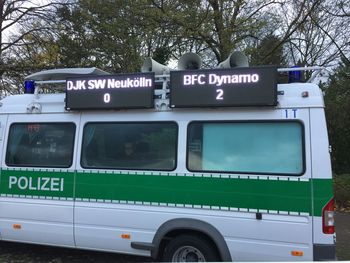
top-left (333, 174), bottom-right (350, 212)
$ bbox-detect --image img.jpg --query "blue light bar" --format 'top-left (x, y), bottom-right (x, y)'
top-left (24, 80), bottom-right (35, 94)
top-left (288, 66), bottom-right (302, 83)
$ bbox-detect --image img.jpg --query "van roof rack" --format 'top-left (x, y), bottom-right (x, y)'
top-left (277, 66), bottom-right (329, 83)
top-left (25, 67), bottom-right (110, 97)
top-left (25, 67), bottom-right (110, 84)
top-left (26, 66), bottom-right (327, 86)
top-left (23, 66), bottom-right (328, 106)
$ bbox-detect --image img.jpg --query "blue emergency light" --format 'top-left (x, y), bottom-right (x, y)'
top-left (288, 66), bottom-right (302, 83)
top-left (24, 80), bottom-right (35, 94)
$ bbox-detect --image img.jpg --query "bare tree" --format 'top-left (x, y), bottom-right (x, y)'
top-left (150, 0), bottom-right (283, 64)
top-left (0, 0), bottom-right (68, 95)
top-left (282, 0), bottom-right (349, 68)
top-left (149, 0), bottom-right (347, 69)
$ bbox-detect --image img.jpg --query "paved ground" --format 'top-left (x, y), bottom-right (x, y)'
top-left (0, 242), bottom-right (150, 263)
top-left (336, 212), bottom-right (350, 261)
top-left (0, 212), bottom-right (348, 262)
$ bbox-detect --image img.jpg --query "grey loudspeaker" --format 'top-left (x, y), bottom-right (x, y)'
top-left (141, 58), bottom-right (171, 75)
top-left (218, 51), bottom-right (249, 68)
top-left (178, 53), bottom-right (202, 70)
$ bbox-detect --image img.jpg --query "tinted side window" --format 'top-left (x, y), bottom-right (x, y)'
top-left (81, 122), bottom-right (178, 171)
top-left (6, 123), bottom-right (75, 168)
top-left (187, 121), bottom-right (304, 175)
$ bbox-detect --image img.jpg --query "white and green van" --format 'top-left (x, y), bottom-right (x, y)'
top-left (0, 64), bottom-right (335, 261)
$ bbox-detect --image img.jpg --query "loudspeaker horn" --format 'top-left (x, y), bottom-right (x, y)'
top-left (141, 58), bottom-right (171, 75)
top-left (218, 51), bottom-right (249, 68)
top-left (178, 53), bottom-right (202, 70)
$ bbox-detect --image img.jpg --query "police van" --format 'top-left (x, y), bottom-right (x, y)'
top-left (0, 52), bottom-right (335, 261)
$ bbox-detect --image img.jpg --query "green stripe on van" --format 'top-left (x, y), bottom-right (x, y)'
top-left (312, 178), bottom-right (334, 216)
top-left (75, 172), bottom-right (312, 214)
top-left (0, 169), bottom-right (333, 216)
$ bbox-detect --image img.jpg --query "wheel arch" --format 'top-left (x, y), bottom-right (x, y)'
top-left (151, 218), bottom-right (232, 261)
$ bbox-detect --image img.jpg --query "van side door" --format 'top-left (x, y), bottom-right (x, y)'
top-left (0, 113), bottom-right (79, 247)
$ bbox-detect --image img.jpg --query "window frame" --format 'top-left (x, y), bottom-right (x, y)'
top-left (186, 120), bottom-right (306, 176)
top-left (80, 121), bottom-right (179, 171)
top-left (5, 122), bottom-right (76, 168)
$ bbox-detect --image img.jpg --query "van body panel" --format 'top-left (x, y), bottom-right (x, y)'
top-left (0, 79), bottom-right (335, 261)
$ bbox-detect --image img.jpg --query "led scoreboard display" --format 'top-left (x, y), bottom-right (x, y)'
top-left (65, 73), bottom-right (155, 110)
top-left (170, 66), bottom-right (277, 108)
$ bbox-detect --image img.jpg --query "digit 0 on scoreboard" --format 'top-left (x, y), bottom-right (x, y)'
top-left (103, 93), bottom-right (111, 103)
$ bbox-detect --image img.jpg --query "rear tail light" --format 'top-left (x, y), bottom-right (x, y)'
top-left (322, 198), bottom-right (335, 234)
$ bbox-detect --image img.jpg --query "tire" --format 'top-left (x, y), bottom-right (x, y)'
top-left (162, 234), bottom-right (220, 262)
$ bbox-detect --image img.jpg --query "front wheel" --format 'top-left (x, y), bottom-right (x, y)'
top-left (162, 234), bottom-right (220, 262)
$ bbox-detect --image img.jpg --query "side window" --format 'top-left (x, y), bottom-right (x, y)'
top-left (6, 123), bottom-right (75, 168)
top-left (81, 122), bottom-right (178, 171)
top-left (187, 121), bottom-right (304, 175)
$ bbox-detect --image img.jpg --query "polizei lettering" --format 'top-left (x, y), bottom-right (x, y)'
top-left (183, 73), bottom-right (260, 87)
top-left (9, 176), bottom-right (64, 192)
top-left (67, 77), bottom-right (153, 91)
